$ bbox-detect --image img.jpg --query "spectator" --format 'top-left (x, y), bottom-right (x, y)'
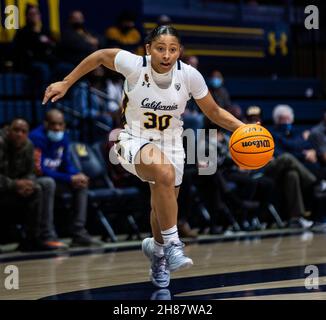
top-left (245, 105), bottom-right (262, 124)
top-left (196, 118), bottom-right (273, 232)
top-left (181, 55), bottom-right (204, 131)
top-left (271, 104), bottom-right (321, 176)
top-left (0, 119), bottom-right (65, 251)
top-left (308, 109), bottom-right (326, 221)
top-left (264, 153), bottom-right (316, 228)
top-left (104, 68), bottom-right (124, 125)
top-left (73, 67), bottom-right (115, 124)
top-left (245, 105), bottom-right (317, 228)
top-left (59, 10), bottom-right (100, 66)
top-left (105, 11), bottom-right (143, 55)
top-left (71, 67), bottom-right (123, 141)
top-left (29, 109), bottom-right (102, 246)
top-left (208, 70), bottom-right (232, 109)
top-left (310, 109), bottom-right (326, 176)
top-left (178, 55), bottom-right (204, 236)
top-left (12, 5), bottom-right (70, 93)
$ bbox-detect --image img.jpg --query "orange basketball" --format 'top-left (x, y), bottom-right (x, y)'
top-left (229, 124), bottom-right (274, 170)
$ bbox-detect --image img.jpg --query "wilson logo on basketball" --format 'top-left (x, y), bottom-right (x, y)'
top-left (241, 140), bottom-right (271, 148)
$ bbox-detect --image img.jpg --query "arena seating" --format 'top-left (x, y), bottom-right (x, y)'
top-left (225, 78), bottom-right (323, 99)
top-left (224, 78), bottom-right (325, 128)
top-left (69, 142), bottom-right (142, 241)
top-left (1, 73), bottom-right (324, 131)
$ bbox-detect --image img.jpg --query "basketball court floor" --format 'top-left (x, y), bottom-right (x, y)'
top-left (1, 228), bottom-right (326, 300)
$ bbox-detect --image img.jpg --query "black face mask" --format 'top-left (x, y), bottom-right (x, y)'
top-left (72, 22), bottom-right (84, 29)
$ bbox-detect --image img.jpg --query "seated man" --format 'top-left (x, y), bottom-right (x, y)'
top-left (310, 109), bottom-right (326, 177)
top-left (247, 105), bottom-right (317, 227)
top-left (270, 104), bottom-right (320, 175)
top-left (29, 109), bottom-right (101, 247)
top-left (0, 119), bottom-right (64, 251)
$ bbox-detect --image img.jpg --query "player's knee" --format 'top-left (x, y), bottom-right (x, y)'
top-left (154, 165), bottom-right (175, 187)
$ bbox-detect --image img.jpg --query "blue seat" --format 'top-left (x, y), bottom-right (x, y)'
top-left (6, 101), bottom-right (15, 121)
top-left (69, 142), bottom-right (142, 242)
top-left (225, 78), bottom-right (322, 99)
top-left (16, 74), bottom-right (29, 96)
top-left (0, 74), bottom-right (4, 96)
top-left (0, 73), bottom-right (30, 97)
top-left (0, 73), bottom-right (33, 126)
top-left (15, 100), bottom-right (33, 123)
top-left (0, 101), bottom-right (4, 124)
top-left (0, 100), bottom-right (33, 125)
top-left (4, 73), bottom-right (14, 96)
top-left (34, 100), bottom-right (46, 124)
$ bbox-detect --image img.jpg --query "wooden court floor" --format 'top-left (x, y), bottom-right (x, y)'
top-left (1, 231), bottom-right (326, 300)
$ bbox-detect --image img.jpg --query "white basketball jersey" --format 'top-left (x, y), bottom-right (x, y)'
top-left (121, 56), bottom-right (191, 140)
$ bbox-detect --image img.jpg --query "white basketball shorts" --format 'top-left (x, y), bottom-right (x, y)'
top-left (113, 129), bottom-right (185, 187)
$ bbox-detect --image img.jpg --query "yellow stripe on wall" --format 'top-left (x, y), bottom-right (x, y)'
top-left (48, 0), bottom-right (60, 39)
top-left (5, 0), bottom-right (17, 41)
top-left (184, 49), bottom-right (265, 58)
top-left (0, 1), bottom-right (3, 42)
top-left (144, 22), bottom-right (264, 36)
top-left (18, 0), bottom-right (26, 26)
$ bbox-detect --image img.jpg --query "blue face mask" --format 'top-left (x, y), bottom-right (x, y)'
top-left (210, 77), bottom-right (223, 89)
top-left (279, 123), bottom-right (292, 133)
top-left (47, 130), bottom-right (64, 142)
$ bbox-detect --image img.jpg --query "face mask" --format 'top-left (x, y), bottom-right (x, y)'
top-left (210, 77), bottom-right (223, 89)
top-left (279, 123), bottom-right (292, 133)
top-left (47, 130), bottom-right (64, 142)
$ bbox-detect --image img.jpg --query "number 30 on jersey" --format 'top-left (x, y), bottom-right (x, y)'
top-left (144, 112), bottom-right (172, 131)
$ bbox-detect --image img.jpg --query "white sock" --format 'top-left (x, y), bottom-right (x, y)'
top-left (154, 240), bottom-right (164, 257)
top-left (161, 225), bottom-right (179, 245)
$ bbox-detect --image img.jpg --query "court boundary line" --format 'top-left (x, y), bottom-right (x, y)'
top-left (0, 228), bottom-right (321, 264)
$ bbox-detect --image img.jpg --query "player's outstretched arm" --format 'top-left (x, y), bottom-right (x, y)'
top-left (42, 48), bottom-right (122, 105)
top-left (196, 91), bottom-right (245, 132)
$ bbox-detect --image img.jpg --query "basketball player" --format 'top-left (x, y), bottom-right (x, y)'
top-left (43, 25), bottom-right (245, 288)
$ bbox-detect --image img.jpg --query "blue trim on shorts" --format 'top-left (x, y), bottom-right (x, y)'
top-left (142, 56), bottom-right (147, 67)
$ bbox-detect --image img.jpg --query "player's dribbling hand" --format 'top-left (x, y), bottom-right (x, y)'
top-left (42, 80), bottom-right (69, 105)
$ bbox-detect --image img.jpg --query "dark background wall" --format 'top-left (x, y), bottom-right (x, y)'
top-left (0, 0), bottom-right (325, 80)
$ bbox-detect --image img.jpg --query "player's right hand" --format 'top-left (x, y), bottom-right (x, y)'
top-left (42, 80), bottom-right (69, 105)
